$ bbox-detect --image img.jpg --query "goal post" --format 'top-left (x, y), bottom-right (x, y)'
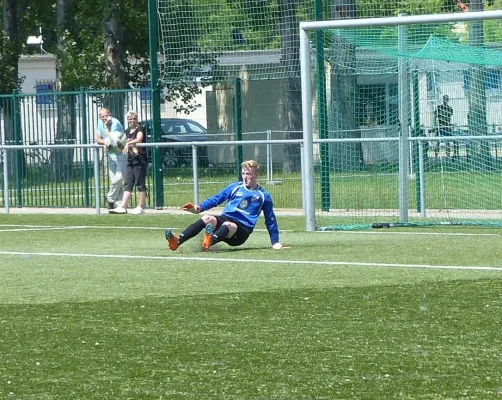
top-left (300, 10), bottom-right (502, 231)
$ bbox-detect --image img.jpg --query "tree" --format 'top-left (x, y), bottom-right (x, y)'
top-left (51, 0), bottom-right (77, 181)
top-left (2, 0), bottom-right (25, 180)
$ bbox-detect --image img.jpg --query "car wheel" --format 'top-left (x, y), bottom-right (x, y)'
top-left (162, 148), bottom-right (180, 168)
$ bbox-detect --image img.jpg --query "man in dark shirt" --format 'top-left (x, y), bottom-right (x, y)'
top-left (435, 95), bottom-right (456, 157)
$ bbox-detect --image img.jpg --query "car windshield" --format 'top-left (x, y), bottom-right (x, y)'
top-left (159, 120), bottom-right (206, 135)
top-left (164, 123), bottom-right (185, 134)
top-left (186, 122), bottom-right (205, 134)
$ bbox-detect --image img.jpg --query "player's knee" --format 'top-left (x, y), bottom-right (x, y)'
top-left (201, 215), bottom-right (216, 225)
top-left (223, 221), bottom-right (238, 235)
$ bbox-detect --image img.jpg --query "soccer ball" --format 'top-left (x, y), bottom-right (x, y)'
top-left (105, 131), bottom-right (127, 153)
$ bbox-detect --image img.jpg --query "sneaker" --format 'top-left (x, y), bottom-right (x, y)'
top-left (165, 229), bottom-right (179, 251)
top-left (130, 206), bottom-right (145, 215)
top-left (107, 201), bottom-right (115, 210)
top-left (109, 206), bottom-right (127, 214)
top-left (201, 223), bottom-right (214, 251)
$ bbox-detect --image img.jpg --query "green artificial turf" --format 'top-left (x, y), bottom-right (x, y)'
top-left (0, 214), bottom-right (501, 399)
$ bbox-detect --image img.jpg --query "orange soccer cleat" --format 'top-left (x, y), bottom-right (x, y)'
top-left (165, 229), bottom-right (180, 251)
top-left (201, 223), bottom-right (214, 251)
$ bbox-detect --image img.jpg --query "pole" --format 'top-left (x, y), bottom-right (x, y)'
top-left (300, 27), bottom-right (316, 231)
top-left (300, 10), bottom-right (502, 31)
top-left (80, 87), bottom-right (90, 207)
top-left (94, 147), bottom-right (101, 214)
top-left (398, 17), bottom-right (409, 223)
top-left (234, 78), bottom-right (243, 180)
top-left (3, 149), bottom-right (9, 213)
top-left (12, 89), bottom-right (23, 207)
top-left (314, 0), bottom-right (330, 211)
top-left (412, 71), bottom-right (422, 213)
top-left (266, 130), bottom-right (272, 184)
top-left (148, 0), bottom-right (164, 209)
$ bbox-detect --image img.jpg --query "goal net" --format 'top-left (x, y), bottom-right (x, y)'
top-left (300, 12), bottom-right (502, 230)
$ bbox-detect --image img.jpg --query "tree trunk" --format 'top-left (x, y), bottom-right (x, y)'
top-left (279, 0), bottom-right (302, 174)
top-left (52, 0), bottom-right (76, 181)
top-left (2, 0), bottom-right (25, 181)
top-left (330, 0), bottom-right (363, 171)
top-left (103, 2), bottom-right (126, 121)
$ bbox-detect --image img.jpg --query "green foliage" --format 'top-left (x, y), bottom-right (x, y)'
top-left (0, 33), bottom-right (19, 93)
top-left (195, 0), bottom-right (281, 51)
top-left (3, 0), bottom-right (502, 106)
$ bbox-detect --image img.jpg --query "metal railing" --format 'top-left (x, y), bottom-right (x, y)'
top-left (0, 138), bottom-right (305, 213)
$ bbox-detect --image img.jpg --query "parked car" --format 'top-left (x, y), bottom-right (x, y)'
top-left (142, 118), bottom-right (210, 167)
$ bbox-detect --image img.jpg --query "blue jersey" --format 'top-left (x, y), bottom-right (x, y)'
top-left (199, 182), bottom-right (280, 245)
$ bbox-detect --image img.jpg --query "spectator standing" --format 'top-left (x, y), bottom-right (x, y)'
top-left (96, 108), bottom-right (126, 210)
top-left (434, 95), bottom-right (456, 157)
top-left (109, 110), bottom-right (148, 214)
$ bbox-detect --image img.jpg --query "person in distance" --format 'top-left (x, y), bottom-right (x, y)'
top-left (109, 110), bottom-right (148, 215)
top-left (96, 107), bottom-right (126, 210)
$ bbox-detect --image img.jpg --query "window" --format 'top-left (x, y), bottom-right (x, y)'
top-left (426, 72), bottom-right (439, 96)
top-left (186, 122), bottom-right (205, 134)
top-left (486, 69), bottom-right (500, 92)
top-left (35, 81), bottom-right (55, 107)
top-left (463, 68), bottom-right (501, 93)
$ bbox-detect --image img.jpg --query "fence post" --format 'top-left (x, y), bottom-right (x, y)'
top-left (13, 89), bottom-right (23, 207)
top-left (412, 71), bottom-right (422, 213)
top-left (3, 148), bottom-right (9, 213)
top-left (148, 0), bottom-right (164, 209)
top-left (266, 130), bottom-right (273, 184)
top-left (234, 77), bottom-right (243, 179)
top-left (94, 147), bottom-right (101, 214)
top-left (315, 0), bottom-right (330, 211)
top-left (192, 145), bottom-right (199, 204)
top-left (80, 87), bottom-right (90, 207)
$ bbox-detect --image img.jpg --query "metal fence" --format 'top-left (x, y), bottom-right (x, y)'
top-left (0, 138), bottom-right (305, 212)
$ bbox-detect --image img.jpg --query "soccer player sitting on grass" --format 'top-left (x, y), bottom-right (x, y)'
top-left (165, 159), bottom-right (284, 251)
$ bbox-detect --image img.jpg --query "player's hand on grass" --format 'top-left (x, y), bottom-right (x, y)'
top-left (272, 243), bottom-right (291, 250)
top-left (182, 203), bottom-right (200, 214)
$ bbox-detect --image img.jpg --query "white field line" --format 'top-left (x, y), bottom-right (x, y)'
top-left (0, 224), bottom-right (296, 233)
top-left (0, 224), bottom-right (496, 236)
top-left (336, 231), bottom-right (501, 237)
top-left (0, 250), bottom-right (501, 272)
top-left (0, 225), bottom-right (166, 232)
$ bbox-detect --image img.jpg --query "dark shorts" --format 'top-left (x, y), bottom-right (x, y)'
top-left (215, 215), bottom-right (253, 246)
top-left (124, 155), bottom-right (148, 192)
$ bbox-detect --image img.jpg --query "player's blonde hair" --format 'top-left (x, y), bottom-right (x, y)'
top-left (241, 159), bottom-right (259, 171)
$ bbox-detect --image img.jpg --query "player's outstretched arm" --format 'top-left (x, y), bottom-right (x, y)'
top-left (182, 203), bottom-right (200, 214)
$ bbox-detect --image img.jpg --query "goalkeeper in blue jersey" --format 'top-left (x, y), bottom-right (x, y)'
top-left (165, 159), bottom-right (284, 251)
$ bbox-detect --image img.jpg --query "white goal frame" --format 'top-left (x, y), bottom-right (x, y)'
top-left (300, 10), bottom-right (502, 231)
